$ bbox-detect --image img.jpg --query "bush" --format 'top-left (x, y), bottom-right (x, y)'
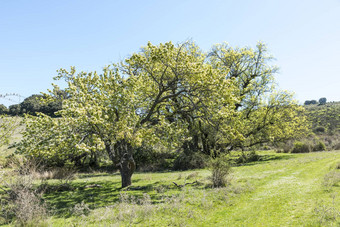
top-left (235, 151), bottom-right (260, 164)
top-left (209, 156), bottom-right (231, 188)
top-left (314, 126), bottom-right (326, 134)
top-left (275, 140), bottom-right (294, 153)
top-left (291, 142), bottom-right (311, 153)
top-left (313, 141), bottom-right (326, 151)
top-left (173, 150), bottom-right (207, 171)
top-left (333, 142), bottom-right (340, 151)
top-left (0, 167), bottom-right (49, 225)
top-left (133, 145), bottom-right (176, 171)
top-left (323, 171), bottom-right (340, 188)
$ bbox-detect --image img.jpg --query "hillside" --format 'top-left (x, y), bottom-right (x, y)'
top-left (304, 101), bottom-right (340, 133)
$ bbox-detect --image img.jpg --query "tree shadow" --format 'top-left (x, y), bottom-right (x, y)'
top-left (235, 154), bottom-right (295, 166)
top-left (42, 176), bottom-right (204, 217)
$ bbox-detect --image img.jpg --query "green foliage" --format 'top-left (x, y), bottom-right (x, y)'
top-left (0, 104), bottom-right (8, 114)
top-left (8, 104), bottom-right (20, 116)
top-left (209, 155), bottom-right (231, 187)
top-left (208, 42), bottom-right (309, 150)
top-left (0, 116), bottom-right (21, 147)
top-left (133, 144), bottom-right (175, 171)
top-left (313, 141), bottom-right (326, 151)
top-left (8, 92), bottom-right (66, 117)
top-left (173, 150), bottom-right (208, 171)
top-left (235, 150), bottom-right (260, 164)
top-left (306, 102), bottom-right (340, 134)
top-left (18, 41), bottom-right (309, 187)
top-left (291, 141), bottom-right (311, 153)
top-left (314, 126), bottom-right (326, 134)
top-left (304, 100), bottom-right (318, 105)
top-left (319, 97), bottom-right (327, 105)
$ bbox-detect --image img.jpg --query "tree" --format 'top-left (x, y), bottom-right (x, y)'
top-left (0, 104), bottom-right (8, 114)
top-left (20, 94), bottom-right (44, 115)
top-left (19, 42), bottom-right (238, 187)
top-left (205, 42), bottom-right (309, 150)
top-left (18, 41), bottom-right (308, 187)
top-left (319, 97), bottom-right (327, 105)
top-left (8, 104), bottom-right (21, 116)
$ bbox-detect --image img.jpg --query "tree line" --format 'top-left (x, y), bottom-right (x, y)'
top-left (0, 91), bottom-right (67, 117)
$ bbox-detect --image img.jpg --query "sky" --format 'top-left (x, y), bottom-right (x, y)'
top-left (1, 0), bottom-right (339, 106)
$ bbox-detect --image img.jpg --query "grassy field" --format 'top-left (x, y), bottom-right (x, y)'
top-left (2, 150), bottom-right (339, 226)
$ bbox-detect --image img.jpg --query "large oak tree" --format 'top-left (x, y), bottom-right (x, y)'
top-left (18, 41), bottom-right (308, 188)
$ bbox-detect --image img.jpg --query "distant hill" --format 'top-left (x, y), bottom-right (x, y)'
top-left (304, 101), bottom-right (340, 134)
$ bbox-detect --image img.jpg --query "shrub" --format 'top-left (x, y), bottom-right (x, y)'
top-left (133, 145), bottom-right (176, 171)
top-left (0, 169), bottom-right (49, 225)
top-left (209, 156), bottom-right (231, 188)
top-left (313, 141), bottom-right (326, 151)
top-left (173, 150), bottom-right (207, 171)
top-left (235, 151), bottom-right (260, 164)
top-left (333, 142), bottom-right (340, 151)
top-left (314, 126), bottom-right (326, 134)
top-left (291, 142), bottom-right (311, 153)
top-left (275, 140), bottom-right (294, 153)
top-left (72, 201), bottom-right (91, 216)
top-left (323, 171), bottom-right (340, 188)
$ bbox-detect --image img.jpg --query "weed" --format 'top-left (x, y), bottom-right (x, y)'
top-left (209, 156), bottom-right (232, 188)
top-left (314, 193), bottom-right (340, 225)
top-left (323, 171), bottom-right (340, 189)
top-left (72, 201), bottom-right (91, 216)
top-left (186, 171), bottom-right (199, 180)
top-left (0, 170), bottom-right (49, 225)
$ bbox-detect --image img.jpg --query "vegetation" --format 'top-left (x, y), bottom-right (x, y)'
top-left (305, 101), bottom-right (340, 134)
top-left (1, 151), bottom-right (340, 226)
top-left (6, 91), bottom-right (67, 117)
top-left (1, 40), bottom-right (339, 226)
top-left (16, 41), bottom-right (308, 188)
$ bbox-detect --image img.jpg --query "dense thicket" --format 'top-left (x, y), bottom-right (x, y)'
top-left (17, 41), bottom-right (309, 187)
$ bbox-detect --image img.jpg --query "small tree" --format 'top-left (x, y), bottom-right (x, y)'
top-left (209, 155), bottom-right (231, 187)
top-left (319, 97), bottom-right (327, 105)
top-left (304, 100), bottom-right (311, 105)
top-left (0, 104), bottom-right (8, 114)
top-left (8, 104), bottom-right (21, 116)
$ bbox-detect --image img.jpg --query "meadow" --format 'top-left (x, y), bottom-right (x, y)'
top-left (2, 150), bottom-right (340, 226)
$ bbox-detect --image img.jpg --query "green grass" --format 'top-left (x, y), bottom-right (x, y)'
top-left (7, 150), bottom-right (335, 226)
top-left (2, 150), bottom-right (340, 226)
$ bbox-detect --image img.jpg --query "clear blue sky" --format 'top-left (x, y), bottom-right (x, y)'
top-left (1, 0), bottom-right (339, 106)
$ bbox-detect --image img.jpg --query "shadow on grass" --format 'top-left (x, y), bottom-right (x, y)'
top-left (235, 153), bottom-right (295, 167)
top-left (77, 172), bottom-right (119, 179)
top-left (42, 176), bottom-right (203, 217)
top-left (43, 180), bottom-right (121, 217)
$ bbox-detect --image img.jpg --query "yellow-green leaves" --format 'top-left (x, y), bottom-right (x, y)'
top-left (19, 40), bottom-right (309, 165)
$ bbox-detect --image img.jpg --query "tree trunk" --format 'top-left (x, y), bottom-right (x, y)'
top-left (105, 139), bottom-right (136, 188)
top-left (119, 153), bottom-right (136, 188)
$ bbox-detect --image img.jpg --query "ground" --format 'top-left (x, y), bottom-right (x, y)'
top-left (2, 150), bottom-right (336, 226)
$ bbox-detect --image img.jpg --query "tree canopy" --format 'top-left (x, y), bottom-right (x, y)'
top-left (18, 41), bottom-right (309, 187)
